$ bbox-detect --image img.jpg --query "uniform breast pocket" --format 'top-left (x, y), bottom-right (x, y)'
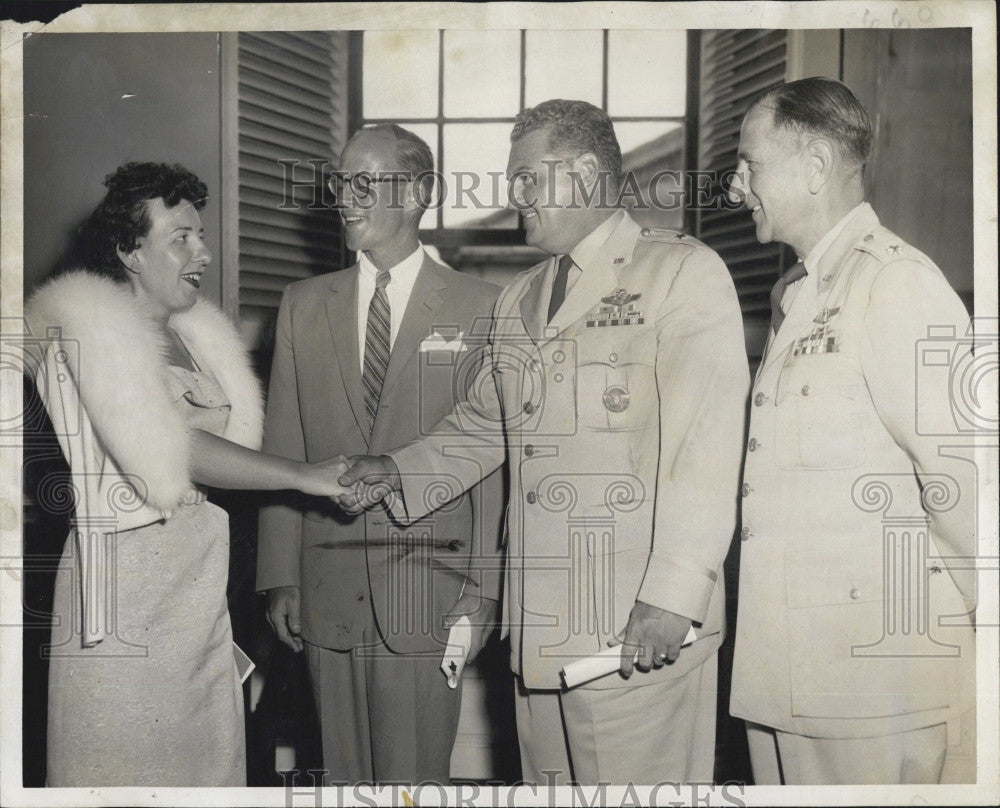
top-left (576, 358), bottom-right (657, 432)
top-left (774, 357), bottom-right (868, 470)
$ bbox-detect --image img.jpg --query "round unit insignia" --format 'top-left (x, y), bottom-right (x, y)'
top-left (602, 385), bottom-right (630, 413)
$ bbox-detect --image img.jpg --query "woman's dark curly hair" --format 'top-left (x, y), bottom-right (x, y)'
top-left (72, 162), bottom-right (208, 282)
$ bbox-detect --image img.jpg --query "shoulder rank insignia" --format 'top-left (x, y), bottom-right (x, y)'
top-left (602, 288), bottom-right (641, 307)
top-left (813, 307), bottom-right (840, 324)
top-left (886, 244), bottom-right (903, 255)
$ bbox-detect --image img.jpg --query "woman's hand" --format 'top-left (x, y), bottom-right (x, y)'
top-left (297, 454), bottom-right (352, 499)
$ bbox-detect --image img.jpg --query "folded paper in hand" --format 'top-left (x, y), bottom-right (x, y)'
top-left (419, 330), bottom-right (467, 353)
top-left (560, 626), bottom-right (703, 689)
top-left (233, 642), bottom-right (255, 684)
top-left (440, 615), bottom-right (473, 689)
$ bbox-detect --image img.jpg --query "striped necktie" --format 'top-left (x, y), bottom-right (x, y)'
top-left (362, 269), bottom-right (391, 434)
top-left (769, 261), bottom-right (807, 334)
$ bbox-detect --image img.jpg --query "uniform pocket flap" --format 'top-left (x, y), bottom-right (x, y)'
top-left (785, 548), bottom-right (883, 608)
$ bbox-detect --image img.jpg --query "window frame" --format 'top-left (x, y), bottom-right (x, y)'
top-left (348, 30), bottom-right (695, 247)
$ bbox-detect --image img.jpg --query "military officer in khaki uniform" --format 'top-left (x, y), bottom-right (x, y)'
top-left (727, 77), bottom-right (977, 785)
top-left (341, 99), bottom-right (750, 783)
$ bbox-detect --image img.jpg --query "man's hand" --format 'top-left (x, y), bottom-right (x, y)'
top-left (266, 585), bottom-right (303, 653)
top-left (618, 601), bottom-right (692, 677)
top-left (444, 593), bottom-right (499, 665)
top-left (335, 455), bottom-right (402, 514)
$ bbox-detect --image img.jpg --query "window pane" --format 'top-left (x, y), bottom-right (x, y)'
top-left (607, 30), bottom-right (687, 117)
top-left (363, 31), bottom-right (438, 118)
top-left (615, 121), bottom-right (683, 158)
top-left (441, 123), bottom-right (513, 227)
top-left (524, 30), bottom-right (603, 108)
top-left (615, 122), bottom-right (686, 230)
top-left (443, 31), bottom-right (520, 118)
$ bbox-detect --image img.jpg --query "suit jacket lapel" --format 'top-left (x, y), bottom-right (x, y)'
top-left (326, 267), bottom-right (368, 437)
top-left (377, 255), bottom-right (446, 405)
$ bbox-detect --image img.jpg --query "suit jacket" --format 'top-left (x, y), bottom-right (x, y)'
top-left (731, 203), bottom-right (977, 738)
top-left (256, 254), bottom-right (505, 653)
top-left (390, 213), bottom-right (750, 688)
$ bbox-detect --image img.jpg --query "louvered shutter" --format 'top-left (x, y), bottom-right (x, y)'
top-left (696, 30), bottom-right (789, 316)
top-left (234, 32), bottom-right (349, 321)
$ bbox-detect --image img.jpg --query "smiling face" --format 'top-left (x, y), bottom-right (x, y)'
top-left (729, 104), bottom-right (812, 252)
top-left (506, 127), bottom-right (596, 256)
top-left (338, 130), bottom-right (420, 269)
top-left (121, 198), bottom-right (210, 322)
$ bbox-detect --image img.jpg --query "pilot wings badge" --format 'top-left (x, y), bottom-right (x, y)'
top-left (602, 288), bottom-right (641, 307)
top-left (587, 288), bottom-right (645, 328)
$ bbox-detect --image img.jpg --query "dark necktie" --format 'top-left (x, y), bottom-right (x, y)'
top-left (547, 254), bottom-right (574, 324)
top-left (362, 270), bottom-right (391, 433)
top-left (769, 261), bottom-right (807, 334)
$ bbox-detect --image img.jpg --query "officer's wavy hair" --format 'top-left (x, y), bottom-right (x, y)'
top-left (68, 162), bottom-right (208, 283)
top-left (752, 77), bottom-right (873, 170)
top-left (511, 99), bottom-right (623, 189)
top-left (355, 123), bottom-right (436, 209)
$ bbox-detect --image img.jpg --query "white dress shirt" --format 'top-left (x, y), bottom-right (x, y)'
top-left (356, 244), bottom-right (424, 372)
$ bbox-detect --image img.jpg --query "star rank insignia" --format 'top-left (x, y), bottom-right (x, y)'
top-left (587, 288), bottom-right (645, 327)
top-left (886, 244), bottom-right (903, 255)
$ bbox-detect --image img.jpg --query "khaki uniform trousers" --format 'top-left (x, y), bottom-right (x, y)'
top-left (515, 656), bottom-right (717, 785)
top-left (746, 707), bottom-right (976, 785)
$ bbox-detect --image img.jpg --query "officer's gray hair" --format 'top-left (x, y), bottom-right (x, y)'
top-left (511, 99), bottom-right (623, 188)
top-left (353, 123), bottom-right (435, 208)
top-left (752, 77), bottom-right (873, 169)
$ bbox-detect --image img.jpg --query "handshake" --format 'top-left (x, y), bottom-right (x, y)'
top-left (303, 454), bottom-right (402, 514)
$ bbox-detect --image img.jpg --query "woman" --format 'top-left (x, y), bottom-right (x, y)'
top-left (26, 162), bottom-right (346, 787)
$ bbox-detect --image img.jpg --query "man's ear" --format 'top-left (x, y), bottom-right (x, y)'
top-left (116, 242), bottom-right (143, 274)
top-left (572, 152), bottom-right (602, 191)
top-left (805, 137), bottom-right (835, 194)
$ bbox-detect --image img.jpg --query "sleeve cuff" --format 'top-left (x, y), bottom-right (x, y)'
top-left (636, 554), bottom-right (719, 623)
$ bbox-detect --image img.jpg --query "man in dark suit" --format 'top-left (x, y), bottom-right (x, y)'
top-left (256, 124), bottom-right (504, 785)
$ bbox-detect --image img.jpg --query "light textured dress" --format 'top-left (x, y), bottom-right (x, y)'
top-left (46, 364), bottom-right (246, 787)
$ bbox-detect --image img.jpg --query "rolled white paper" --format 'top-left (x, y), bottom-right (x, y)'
top-left (560, 626), bottom-right (699, 688)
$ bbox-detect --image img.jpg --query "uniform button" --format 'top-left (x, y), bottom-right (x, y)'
top-left (740, 526), bottom-right (752, 541)
top-left (529, 359), bottom-right (540, 372)
top-left (754, 392), bottom-right (768, 407)
top-left (526, 491), bottom-right (537, 504)
top-left (863, 234), bottom-right (873, 242)
top-left (748, 438), bottom-right (759, 452)
top-left (741, 483), bottom-right (751, 497)
top-left (524, 444), bottom-right (534, 457)
top-left (800, 384), bottom-right (810, 396)
top-left (640, 227), bottom-right (651, 237)
top-left (850, 588), bottom-right (861, 600)
top-left (609, 352), bottom-right (618, 362)
top-left (522, 401), bottom-right (536, 414)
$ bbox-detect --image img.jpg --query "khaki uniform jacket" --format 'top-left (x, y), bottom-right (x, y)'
top-left (390, 214), bottom-right (750, 688)
top-left (730, 203), bottom-right (977, 738)
top-left (256, 255), bottom-right (505, 653)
